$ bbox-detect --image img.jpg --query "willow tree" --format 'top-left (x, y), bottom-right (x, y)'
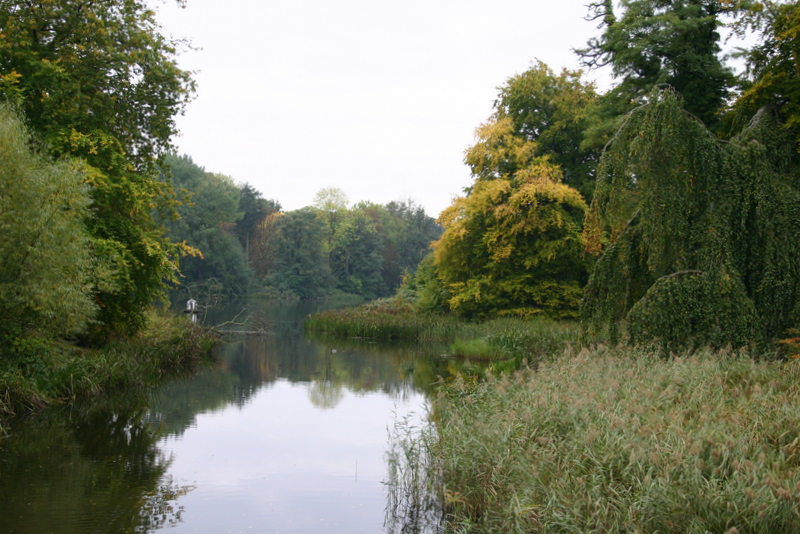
top-left (432, 117), bottom-right (588, 319)
top-left (0, 104), bottom-right (95, 341)
top-left (582, 88), bottom-right (800, 349)
top-left (0, 0), bottom-right (196, 338)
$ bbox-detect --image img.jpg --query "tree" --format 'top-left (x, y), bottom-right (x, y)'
top-left (235, 183), bottom-right (280, 254)
top-left (432, 109), bottom-right (589, 319)
top-left (161, 155), bottom-right (252, 300)
top-left (250, 211), bottom-right (284, 280)
top-left (578, 0), bottom-right (734, 145)
top-left (725, 1), bottom-right (800, 145)
top-left (0, 0), bottom-right (196, 337)
top-left (0, 104), bottom-right (95, 341)
top-left (313, 187), bottom-right (349, 252)
top-left (582, 88), bottom-right (800, 350)
top-left (328, 208), bottom-right (386, 299)
top-left (493, 61), bottom-right (600, 199)
top-left (263, 209), bottom-right (333, 299)
top-left (382, 199), bottom-right (442, 292)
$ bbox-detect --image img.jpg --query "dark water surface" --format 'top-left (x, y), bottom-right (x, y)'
top-left (0, 300), bottom-right (447, 534)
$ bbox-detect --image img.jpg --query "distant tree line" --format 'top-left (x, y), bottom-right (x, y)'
top-left (161, 156), bottom-right (441, 303)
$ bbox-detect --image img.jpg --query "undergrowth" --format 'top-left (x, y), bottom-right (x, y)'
top-left (0, 309), bottom-right (218, 418)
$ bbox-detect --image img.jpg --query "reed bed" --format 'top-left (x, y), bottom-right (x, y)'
top-left (305, 299), bottom-right (466, 341)
top-left (431, 346), bottom-right (800, 533)
top-left (305, 300), bottom-right (579, 364)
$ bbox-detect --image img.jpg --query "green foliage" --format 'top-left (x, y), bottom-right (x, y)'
top-left (0, 0), bottom-right (196, 338)
top-left (326, 205), bottom-right (387, 298)
top-left (235, 183), bottom-right (280, 256)
top-left (250, 194), bottom-right (440, 301)
top-left (0, 310), bottom-right (217, 416)
top-left (582, 89), bottom-right (800, 349)
top-left (0, 104), bottom-right (95, 338)
top-left (264, 208), bottom-right (334, 299)
top-left (726, 1), bottom-right (800, 147)
top-left (431, 347), bottom-right (800, 533)
top-left (579, 0), bottom-right (734, 147)
top-left (494, 61), bottom-right (600, 199)
top-left (381, 199), bottom-right (443, 293)
top-left (161, 155), bottom-right (253, 301)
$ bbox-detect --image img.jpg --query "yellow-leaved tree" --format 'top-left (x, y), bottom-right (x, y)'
top-left (432, 112), bottom-right (589, 319)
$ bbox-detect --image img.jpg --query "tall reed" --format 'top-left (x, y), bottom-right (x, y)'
top-left (432, 346), bottom-right (800, 533)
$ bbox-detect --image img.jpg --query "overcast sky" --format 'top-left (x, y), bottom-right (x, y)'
top-left (156, 0), bottom-right (613, 217)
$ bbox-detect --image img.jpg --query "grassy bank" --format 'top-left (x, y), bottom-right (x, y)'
top-left (0, 310), bottom-right (218, 419)
top-left (429, 346), bottom-right (800, 533)
top-left (305, 299), bottom-right (579, 368)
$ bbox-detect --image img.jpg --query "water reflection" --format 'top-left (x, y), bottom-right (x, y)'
top-left (0, 398), bottom-right (192, 534)
top-left (0, 301), bottom-right (463, 533)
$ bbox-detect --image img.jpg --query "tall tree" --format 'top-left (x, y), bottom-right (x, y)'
top-left (582, 88), bottom-right (800, 349)
top-left (235, 184), bottom-right (280, 254)
top-left (493, 61), bottom-right (600, 199)
top-left (162, 155), bottom-right (252, 300)
top-left (264, 209), bottom-right (333, 299)
top-left (725, 1), bottom-right (800, 145)
top-left (382, 199), bottom-right (442, 292)
top-left (432, 105), bottom-right (589, 319)
top-left (313, 187), bottom-right (350, 253)
top-left (0, 0), bottom-right (195, 337)
top-left (578, 0), bottom-right (734, 145)
top-left (329, 208), bottom-right (386, 299)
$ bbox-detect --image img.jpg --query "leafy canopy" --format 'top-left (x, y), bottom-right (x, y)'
top-left (0, 104), bottom-right (95, 338)
top-left (0, 0), bottom-right (196, 337)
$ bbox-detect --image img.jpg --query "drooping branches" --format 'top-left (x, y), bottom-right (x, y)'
top-left (582, 88), bottom-right (800, 349)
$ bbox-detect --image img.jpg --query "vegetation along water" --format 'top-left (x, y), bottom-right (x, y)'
top-left (3, 0), bottom-right (800, 533)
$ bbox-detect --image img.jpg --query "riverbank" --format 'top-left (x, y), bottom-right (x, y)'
top-left (0, 310), bottom-right (218, 422)
top-left (430, 345), bottom-right (800, 533)
top-left (305, 298), bottom-right (579, 371)
top-left (310, 302), bottom-right (800, 531)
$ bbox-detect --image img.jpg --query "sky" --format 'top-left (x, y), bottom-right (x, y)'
top-left (155, 0), bottom-right (614, 217)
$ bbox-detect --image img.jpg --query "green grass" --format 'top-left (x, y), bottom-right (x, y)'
top-left (306, 299), bottom-right (579, 367)
top-left (305, 298), bottom-right (465, 341)
top-left (428, 346), bottom-right (800, 533)
top-left (0, 309), bottom-right (218, 418)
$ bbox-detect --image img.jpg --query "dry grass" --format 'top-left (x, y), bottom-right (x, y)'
top-left (431, 346), bottom-right (800, 533)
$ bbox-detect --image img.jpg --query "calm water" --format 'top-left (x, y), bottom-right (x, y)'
top-left (0, 301), bottom-right (450, 534)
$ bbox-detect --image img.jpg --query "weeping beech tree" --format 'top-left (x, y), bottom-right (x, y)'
top-left (581, 88), bottom-right (800, 350)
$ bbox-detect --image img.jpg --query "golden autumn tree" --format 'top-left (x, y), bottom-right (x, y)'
top-left (432, 116), bottom-right (588, 319)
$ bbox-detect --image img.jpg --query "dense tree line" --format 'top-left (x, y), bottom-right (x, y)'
top-left (250, 189), bottom-right (442, 300)
top-left (412, 0), bottom-right (800, 351)
top-left (161, 157), bottom-right (441, 303)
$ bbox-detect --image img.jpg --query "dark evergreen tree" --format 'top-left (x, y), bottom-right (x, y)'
top-left (578, 0), bottom-right (734, 147)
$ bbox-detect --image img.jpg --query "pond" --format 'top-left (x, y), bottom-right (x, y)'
top-left (0, 300), bottom-right (453, 534)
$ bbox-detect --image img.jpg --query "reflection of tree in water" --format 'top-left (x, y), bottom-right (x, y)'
top-left (307, 380), bottom-right (345, 409)
top-left (0, 399), bottom-right (192, 534)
